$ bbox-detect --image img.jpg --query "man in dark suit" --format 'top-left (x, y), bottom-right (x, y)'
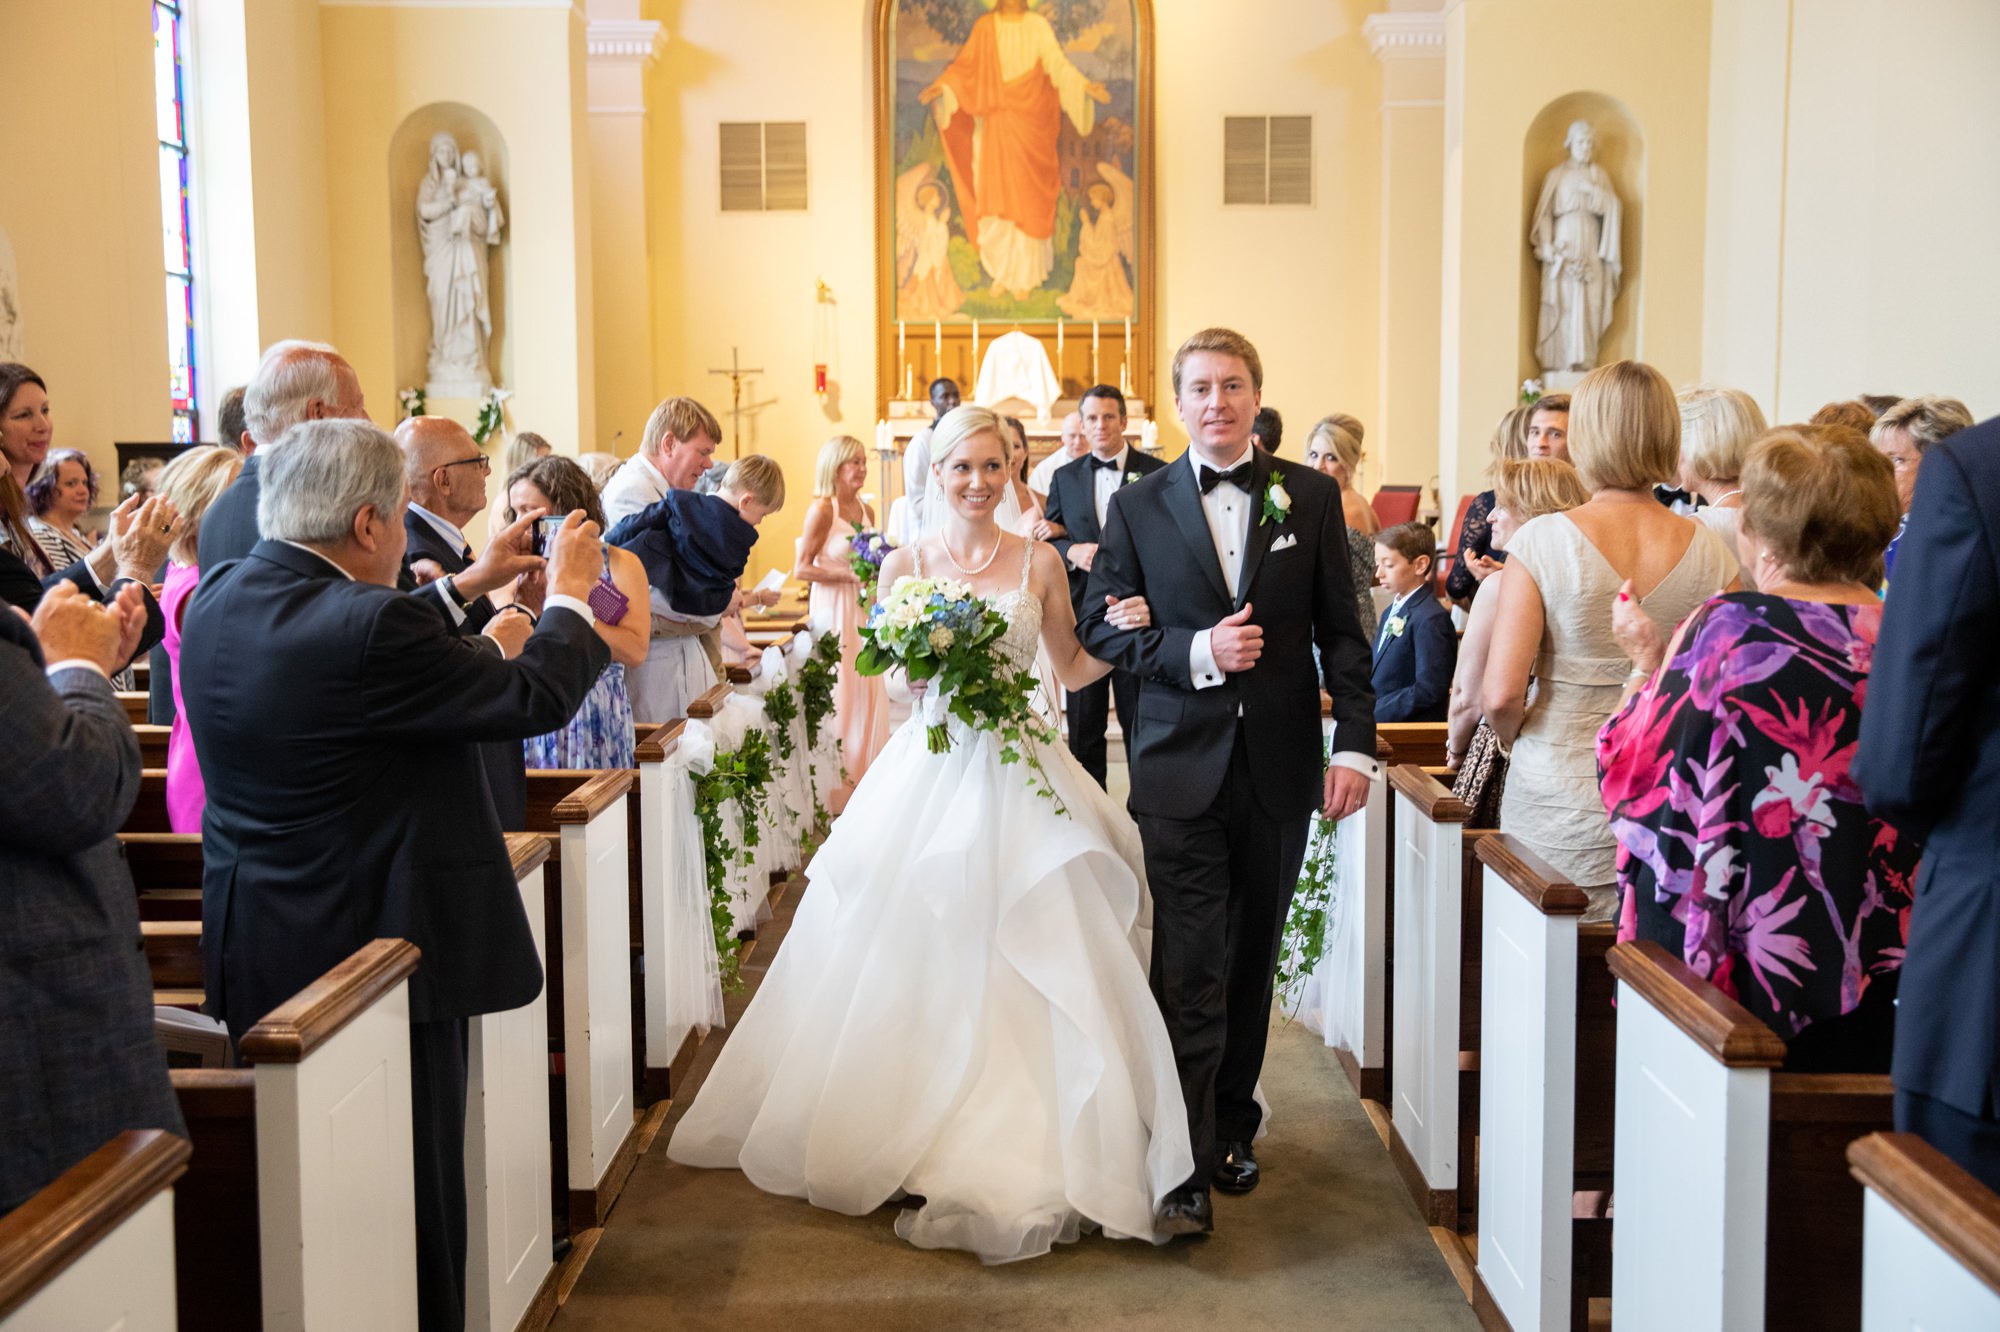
top-left (0, 581), bottom-right (183, 1214)
top-left (1081, 329), bottom-right (1376, 1235)
top-left (1041, 384), bottom-right (1166, 786)
top-left (181, 419), bottom-right (610, 1331)
top-left (1856, 414), bottom-right (2000, 1192)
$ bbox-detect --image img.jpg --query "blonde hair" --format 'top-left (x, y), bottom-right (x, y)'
top-left (638, 397), bottom-right (722, 458)
top-left (1488, 405), bottom-right (1535, 471)
top-left (1677, 386), bottom-right (1768, 485)
top-left (1568, 360), bottom-right (1681, 492)
top-left (812, 435), bottom-right (866, 498)
top-left (928, 404), bottom-right (1004, 468)
top-left (1170, 327), bottom-right (1263, 396)
top-left (1741, 425), bottom-right (1899, 586)
top-left (1870, 394), bottom-right (1974, 456)
top-left (156, 445), bottom-right (244, 565)
top-left (1491, 458), bottom-right (1590, 523)
top-left (1308, 413), bottom-right (1365, 478)
top-left (723, 454), bottom-right (786, 510)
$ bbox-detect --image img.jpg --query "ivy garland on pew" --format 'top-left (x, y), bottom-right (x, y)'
top-left (690, 726), bottom-right (774, 992)
top-left (1275, 752), bottom-right (1341, 1012)
top-left (762, 679), bottom-right (798, 761)
top-left (798, 631), bottom-right (841, 751)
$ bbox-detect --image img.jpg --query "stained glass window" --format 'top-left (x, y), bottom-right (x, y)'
top-left (154, 1), bottom-right (197, 442)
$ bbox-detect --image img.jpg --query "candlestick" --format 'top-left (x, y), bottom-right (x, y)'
top-left (934, 319), bottom-right (942, 370)
top-left (876, 418), bottom-right (891, 453)
top-left (1091, 319), bottom-right (1100, 384)
top-left (971, 319), bottom-right (980, 376)
top-left (903, 362), bottom-right (913, 401)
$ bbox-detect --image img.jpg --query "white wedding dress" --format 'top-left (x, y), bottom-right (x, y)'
top-left (668, 542), bottom-right (1193, 1263)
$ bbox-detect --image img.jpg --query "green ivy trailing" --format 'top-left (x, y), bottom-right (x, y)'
top-left (798, 632), bottom-right (840, 752)
top-left (1275, 816), bottom-right (1338, 1013)
top-left (762, 681), bottom-right (798, 762)
top-left (690, 726), bottom-right (774, 993)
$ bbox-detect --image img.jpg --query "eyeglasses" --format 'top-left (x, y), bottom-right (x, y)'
top-left (439, 456), bottom-right (491, 474)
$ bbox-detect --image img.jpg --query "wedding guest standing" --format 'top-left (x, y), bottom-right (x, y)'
top-left (1870, 394), bottom-right (1973, 583)
top-left (1370, 522), bottom-right (1455, 723)
top-left (795, 435), bottom-right (887, 799)
top-left (1302, 413), bottom-right (1378, 631)
top-left (1444, 402), bottom-right (1537, 603)
top-left (900, 377), bottom-right (960, 543)
top-left (1857, 412), bottom-right (2000, 1191)
top-left (1601, 425), bottom-right (1912, 1071)
top-left (26, 448), bottom-right (102, 575)
top-left (1675, 385), bottom-right (1767, 586)
top-left (155, 446), bottom-right (243, 832)
top-left (1483, 362), bottom-right (1736, 919)
top-left (1028, 410), bottom-right (1085, 502)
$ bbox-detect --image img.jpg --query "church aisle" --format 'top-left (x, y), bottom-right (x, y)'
top-left (551, 868), bottom-right (1480, 1330)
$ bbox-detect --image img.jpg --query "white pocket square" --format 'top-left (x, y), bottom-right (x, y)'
top-left (1270, 533), bottom-right (1299, 552)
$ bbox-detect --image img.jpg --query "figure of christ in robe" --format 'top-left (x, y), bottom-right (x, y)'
top-left (920, 0), bottom-right (1110, 302)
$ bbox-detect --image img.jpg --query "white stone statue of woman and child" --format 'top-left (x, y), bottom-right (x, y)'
top-left (417, 132), bottom-right (504, 399)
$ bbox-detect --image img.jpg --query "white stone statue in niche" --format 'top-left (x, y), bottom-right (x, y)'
top-left (417, 133), bottom-right (505, 397)
top-left (0, 226), bottom-right (23, 361)
top-left (1529, 119), bottom-right (1622, 378)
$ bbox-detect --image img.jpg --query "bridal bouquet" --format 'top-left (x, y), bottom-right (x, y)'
top-left (857, 575), bottom-right (1064, 808)
top-left (846, 529), bottom-right (894, 607)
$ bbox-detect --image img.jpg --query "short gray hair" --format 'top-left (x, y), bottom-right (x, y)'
top-left (244, 339), bottom-right (346, 448)
top-left (258, 419), bottom-right (405, 544)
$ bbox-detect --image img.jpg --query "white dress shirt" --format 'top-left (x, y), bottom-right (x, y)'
top-left (1028, 447), bottom-right (1076, 498)
top-left (903, 426), bottom-right (935, 541)
top-left (408, 502), bottom-right (471, 559)
top-left (600, 452), bottom-right (673, 529)
top-left (1090, 445), bottom-right (1131, 529)
top-left (1377, 585), bottom-right (1420, 653)
top-left (1182, 446), bottom-right (1378, 780)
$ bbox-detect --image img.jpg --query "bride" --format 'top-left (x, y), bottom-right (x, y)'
top-left (668, 405), bottom-right (1195, 1262)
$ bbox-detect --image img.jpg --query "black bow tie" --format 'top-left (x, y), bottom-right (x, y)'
top-left (1199, 462), bottom-right (1255, 494)
top-left (1089, 454), bottom-right (1122, 471)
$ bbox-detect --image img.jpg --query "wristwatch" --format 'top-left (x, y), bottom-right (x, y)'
top-left (441, 575), bottom-right (472, 612)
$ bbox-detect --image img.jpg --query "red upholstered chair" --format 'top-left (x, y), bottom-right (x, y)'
top-left (1371, 485), bottom-right (1422, 528)
top-left (1435, 492), bottom-right (1478, 598)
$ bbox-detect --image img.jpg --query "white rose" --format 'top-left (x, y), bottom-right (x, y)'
top-left (1269, 482), bottom-right (1292, 511)
top-left (929, 626), bottom-right (955, 651)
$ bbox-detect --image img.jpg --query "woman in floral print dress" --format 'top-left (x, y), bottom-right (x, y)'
top-left (1597, 423), bottom-right (1915, 1071)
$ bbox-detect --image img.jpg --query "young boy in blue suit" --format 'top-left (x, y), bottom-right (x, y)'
top-left (1371, 522), bottom-right (1456, 723)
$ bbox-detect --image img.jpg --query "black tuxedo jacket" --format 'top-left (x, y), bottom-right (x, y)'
top-left (0, 545), bottom-right (165, 664)
top-left (180, 539), bottom-right (609, 1034)
top-left (1856, 417), bottom-right (2000, 1117)
top-left (1045, 447), bottom-right (1168, 610)
top-left (1080, 450), bottom-right (1375, 821)
top-left (1371, 589), bottom-right (1456, 723)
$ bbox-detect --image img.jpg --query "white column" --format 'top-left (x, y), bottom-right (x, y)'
top-left (1362, 6), bottom-right (1445, 498)
top-left (586, 4), bottom-right (665, 452)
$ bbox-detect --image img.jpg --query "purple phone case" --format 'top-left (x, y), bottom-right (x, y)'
top-left (588, 578), bottom-right (630, 626)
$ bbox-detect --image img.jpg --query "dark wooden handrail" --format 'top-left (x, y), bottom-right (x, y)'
top-left (0, 1130), bottom-right (191, 1320)
top-left (1378, 721), bottom-right (1449, 767)
top-left (724, 665), bottom-right (753, 685)
top-left (1605, 940), bottom-right (1787, 1067)
top-left (685, 682), bottom-right (734, 719)
top-left (237, 938), bottom-right (421, 1065)
top-left (506, 832), bottom-right (551, 878)
top-left (1849, 1132), bottom-right (2000, 1299)
top-left (1473, 833), bottom-right (1590, 915)
top-left (634, 719), bottom-right (686, 765)
top-left (1388, 763), bottom-right (1469, 822)
top-left (553, 769), bottom-right (633, 824)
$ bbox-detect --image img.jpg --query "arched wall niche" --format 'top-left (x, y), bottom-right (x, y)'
top-left (388, 103), bottom-right (512, 403)
top-left (1519, 91), bottom-right (1644, 386)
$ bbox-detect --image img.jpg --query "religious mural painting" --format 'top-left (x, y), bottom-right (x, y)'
top-left (889, 0), bottom-right (1142, 324)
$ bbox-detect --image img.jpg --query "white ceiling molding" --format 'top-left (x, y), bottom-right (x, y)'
top-left (587, 18), bottom-right (666, 63)
top-left (1362, 11), bottom-right (1446, 61)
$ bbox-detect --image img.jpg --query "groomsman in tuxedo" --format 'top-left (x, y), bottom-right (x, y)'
top-left (1080, 330), bottom-right (1376, 1234)
top-left (1857, 413), bottom-right (2000, 1191)
top-left (1041, 384), bottom-right (1166, 787)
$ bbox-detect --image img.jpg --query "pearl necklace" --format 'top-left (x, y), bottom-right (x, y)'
top-left (940, 529), bottom-right (1002, 577)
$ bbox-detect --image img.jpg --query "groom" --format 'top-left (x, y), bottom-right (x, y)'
top-left (1080, 328), bottom-right (1377, 1235)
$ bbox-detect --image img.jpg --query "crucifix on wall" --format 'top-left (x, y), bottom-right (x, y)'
top-left (707, 346), bottom-right (767, 458)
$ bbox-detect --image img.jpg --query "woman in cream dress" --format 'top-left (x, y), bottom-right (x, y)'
top-left (1482, 362), bottom-right (1738, 917)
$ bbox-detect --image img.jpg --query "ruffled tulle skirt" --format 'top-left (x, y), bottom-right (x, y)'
top-left (666, 715), bottom-right (1194, 1263)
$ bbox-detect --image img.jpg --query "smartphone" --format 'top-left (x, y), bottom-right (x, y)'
top-left (531, 515), bottom-right (565, 557)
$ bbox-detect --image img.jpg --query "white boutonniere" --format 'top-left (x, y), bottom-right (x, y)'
top-left (1260, 478), bottom-right (1291, 527)
top-left (1386, 614), bottom-right (1407, 638)
top-left (1124, 469), bottom-right (1142, 486)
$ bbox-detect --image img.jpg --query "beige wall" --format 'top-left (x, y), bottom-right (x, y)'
top-left (0, 0), bottom-right (170, 479)
top-left (1438, 0), bottom-right (1713, 507)
top-left (1703, 0), bottom-right (2000, 421)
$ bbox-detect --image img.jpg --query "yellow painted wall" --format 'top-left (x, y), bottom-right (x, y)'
top-left (0, 0), bottom-right (170, 479)
top-left (642, 0), bottom-right (1390, 577)
top-left (1703, 0), bottom-right (2000, 420)
top-left (319, 2), bottom-right (596, 465)
top-left (1438, 0), bottom-right (1713, 507)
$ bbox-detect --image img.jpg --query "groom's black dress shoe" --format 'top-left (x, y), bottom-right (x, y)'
top-left (1212, 1141), bottom-right (1259, 1194)
top-left (1155, 1187), bottom-right (1213, 1238)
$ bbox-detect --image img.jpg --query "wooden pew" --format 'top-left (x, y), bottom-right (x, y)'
top-left (465, 835), bottom-right (561, 1332)
top-left (123, 770), bottom-right (172, 833)
top-left (1849, 1132), bottom-right (2000, 1328)
top-left (1378, 720), bottom-right (1449, 768)
top-left (1385, 764), bottom-right (1491, 1233)
top-left (1608, 940), bottom-right (1895, 1331)
top-left (171, 938), bottom-right (423, 1330)
top-left (0, 1130), bottom-right (189, 1330)
top-left (634, 720), bottom-right (703, 1106)
top-left (130, 656), bottom-right (150, 691)
top-left (521, 768), bottom-right (642, 1234)
top-left (121, 832), bottom-right (203, 920)
top-left (143, 919), bottom-right (204, 1010)
top-left (117, 690), bottom-right (149, 726)
top-left (1471, 834), bottom-right (1618, 1332)
top-left (134, 722), bottom-right (169, 769)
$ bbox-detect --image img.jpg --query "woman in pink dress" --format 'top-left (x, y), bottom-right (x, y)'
top-left (155, 446), bottom-right (243, 833)
top-left (794, 436), bottom-right (888, 805)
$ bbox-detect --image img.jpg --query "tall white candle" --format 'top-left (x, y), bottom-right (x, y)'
top-left (934, 319), bottom-right (942, 368)
top-left (971, 319), bottom-right (980, 375)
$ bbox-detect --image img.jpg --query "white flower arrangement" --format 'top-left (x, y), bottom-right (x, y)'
top-left (1385, 614), bottom-right (1408, 639)
top-left (398, 386), bottom-right (427, 420)
top-left (1124, 469), bottom-right (1142, 486)
top-left (1260, 478), bottom-right (1291, 527)
top-left (1520, 377), bottom-right (1544, 405)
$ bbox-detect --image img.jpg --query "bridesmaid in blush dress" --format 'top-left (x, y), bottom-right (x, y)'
top-left (153, 446), bottom-right (244, 833)
top-left (795, 436), bottom-right (888, 805)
